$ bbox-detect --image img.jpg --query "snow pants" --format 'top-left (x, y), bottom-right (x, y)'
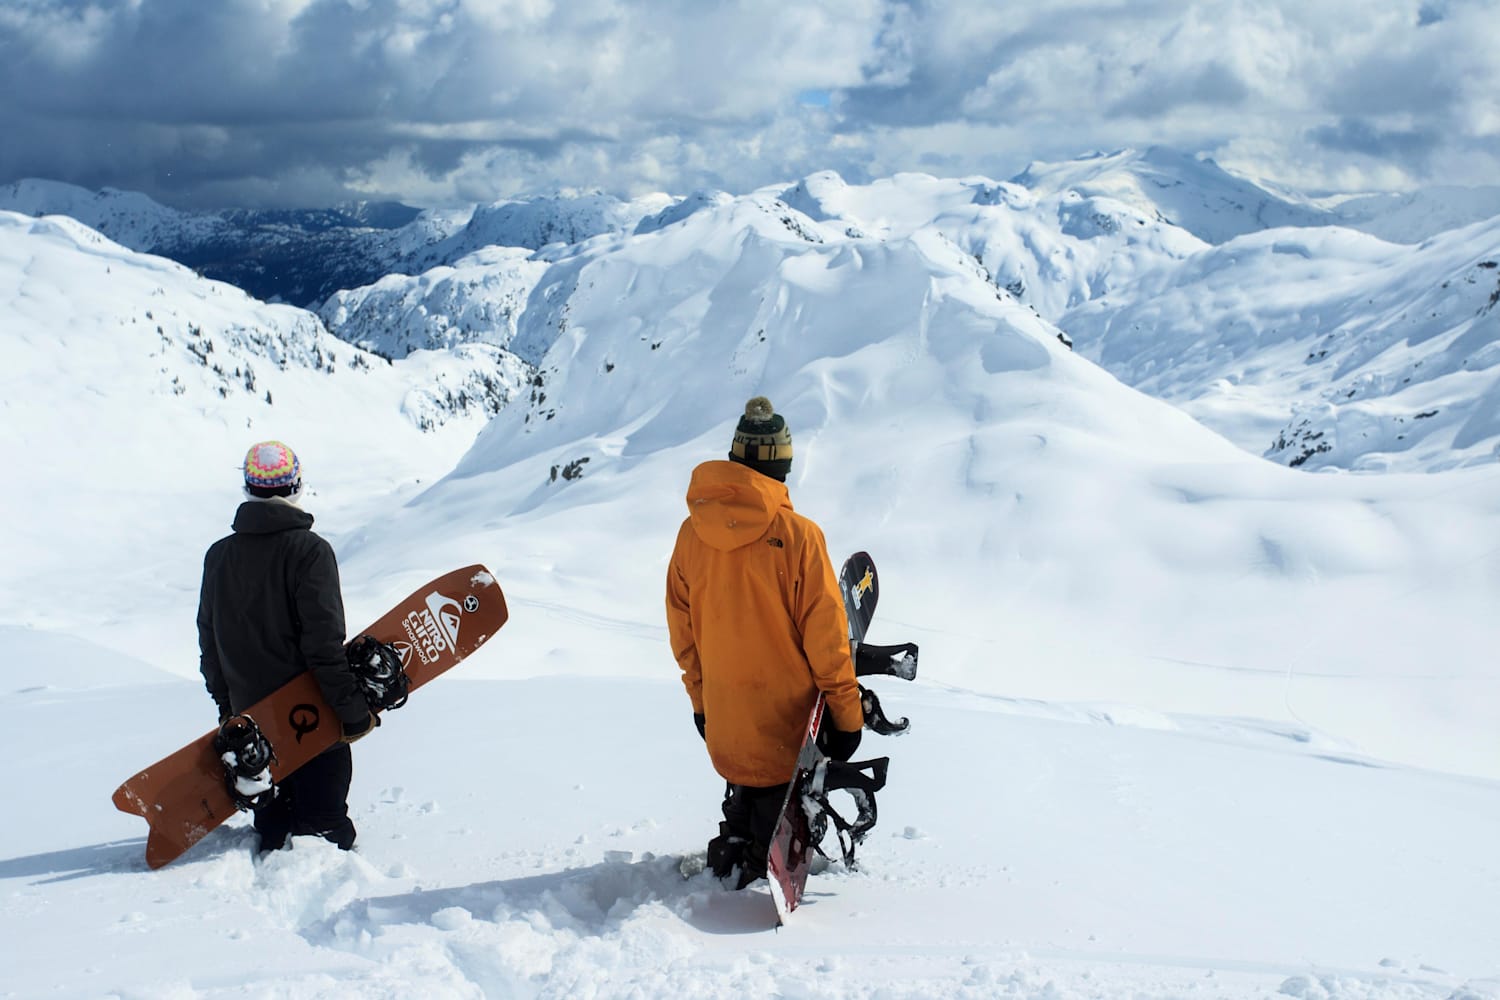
top-left (254, 743), bottom-right (357, 852)
top-left (721, 781), bottom-right (787, 846)
top-left (708, 781), bottom-right (788, 886)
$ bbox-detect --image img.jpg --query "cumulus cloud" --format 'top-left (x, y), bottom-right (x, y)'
top-left (0, 0), bottom-right (1494, 208)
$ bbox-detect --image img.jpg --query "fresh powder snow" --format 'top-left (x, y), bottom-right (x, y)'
top-left (2, 152), bottom-right (1498, 1000)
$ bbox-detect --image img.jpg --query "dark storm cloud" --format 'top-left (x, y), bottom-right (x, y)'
top-left (0, 0), bottom-right (1495, 207)
top-left (1105, 62), bottom-right (1253, 119)
top-left (1308, 119), bottom-right (1441, 163)
top-left (0, 0), bottom-right (890, 206)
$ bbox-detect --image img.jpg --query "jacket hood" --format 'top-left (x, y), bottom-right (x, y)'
top-left (684, 460), bottom-right (791, 552)
top-left (231, 499), bottom-right (315, 535)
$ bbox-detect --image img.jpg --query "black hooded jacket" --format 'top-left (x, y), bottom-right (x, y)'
top-left (197, 500), bottom-right (367, 725)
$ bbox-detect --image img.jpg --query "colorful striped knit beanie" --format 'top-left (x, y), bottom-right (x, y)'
top-left (243, 440), bottom-right (302, 499)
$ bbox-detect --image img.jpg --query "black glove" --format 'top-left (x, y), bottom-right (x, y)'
top-left (819, 725), bottom-right (862, 762)
top-left (340, 712), bottom-right (380, 744)
top-left (693, 713), bottom-right (706, 740)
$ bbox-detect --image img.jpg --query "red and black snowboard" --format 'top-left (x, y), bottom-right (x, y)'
top-left (112, 564), bottom-right (508, 869)
top-left (765, 551), bottom-right (916, 923)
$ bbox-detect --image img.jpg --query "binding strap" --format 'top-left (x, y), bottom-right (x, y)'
top-left (347, 635), bottom-right (410, 712)
top-left (860, 684), bottom-right (910, 735)
top-left (214, 714), bottom-right (279, 811)
top-left (800, 755), bottom-right (890, 866)
top-left (854, 641), bottom-right (919, 680)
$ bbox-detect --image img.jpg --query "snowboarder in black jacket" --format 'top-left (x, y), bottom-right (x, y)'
top-left (197, 441), bottom-right (376, 853)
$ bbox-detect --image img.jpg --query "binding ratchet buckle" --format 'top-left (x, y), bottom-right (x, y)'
top-left (214, 714), bottom-right (278, 811)
top-left (347, 635), bottom-right (411, 712)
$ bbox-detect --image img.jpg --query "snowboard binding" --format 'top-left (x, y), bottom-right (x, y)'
top-left (859, 684), bottom-right (910, 735)
top-left (800, 754), bottom-right (889, 867)
top-left (347, 635), bottom-right (410, 712)
top-left (213, 714), bottom-right (278, 811)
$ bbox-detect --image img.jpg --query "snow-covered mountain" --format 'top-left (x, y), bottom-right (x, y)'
top-left (312, 162), bottom-right (1500, 474)
top-left (765, 167), bottom-right (1205, 320)
top-left (401, 191), bottom-right (676, 275)
top-left (0, 180), bottom-right (672, 307)
top-left (4, 154), bottom-right (1500, 998)
top-left (1009, 147), bottom-right (1500, 246)
top-left (0, 177), bottom-right (231, 249)
top-left (0, 208), bottom-right (528, 651)
top-left (18, 154), bottom-right (1499, 477)
top-left (0, 179), bottom-right (457, 306)
top-left (1010, 146), bottom-right (1332, 245)
top-left (319, 246), bottom-right (548, 360)
top-left (8, 166), bottom-right (1495, 773)
top-left (1062, 219), bottom-right (1500, 471)
top-left (0, 208), bottom-right (526, 438)
top-left (1321, 185), bottom-right (1500, 244)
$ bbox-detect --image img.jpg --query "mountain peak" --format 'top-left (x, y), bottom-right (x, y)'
top-left (1010, 146), bottom-right (1328, 244)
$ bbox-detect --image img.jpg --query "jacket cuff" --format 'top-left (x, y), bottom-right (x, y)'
top-left (827, 695), bottom-right (864, 734)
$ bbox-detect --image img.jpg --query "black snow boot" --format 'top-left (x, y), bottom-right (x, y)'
top-left (707, 821), bottom-right (750, 881)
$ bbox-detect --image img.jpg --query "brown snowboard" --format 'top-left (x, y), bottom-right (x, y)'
top-left (112, 564), bottom-right (509, 869)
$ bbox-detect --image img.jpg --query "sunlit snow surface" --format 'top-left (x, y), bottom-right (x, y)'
top-left (2, 157), bottom-right (1499, 997)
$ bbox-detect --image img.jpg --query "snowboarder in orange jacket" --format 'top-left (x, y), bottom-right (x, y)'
top-left (666, 396), bottom-right (864, 887)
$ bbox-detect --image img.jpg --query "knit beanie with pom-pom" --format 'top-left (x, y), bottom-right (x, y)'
top-left (728, 396), bottom-right (792, 481)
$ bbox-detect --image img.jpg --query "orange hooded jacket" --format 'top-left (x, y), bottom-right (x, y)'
top-left (666, 460), bottom-right (863, 787)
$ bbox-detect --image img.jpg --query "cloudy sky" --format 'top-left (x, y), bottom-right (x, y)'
top-left (2, 0), bottom-right (1495, 209)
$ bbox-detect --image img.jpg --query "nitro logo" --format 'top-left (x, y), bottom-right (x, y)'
top-left (392, 640), bottom-right (415, 668)
top-left (403, 589), bottom-right (464, 664)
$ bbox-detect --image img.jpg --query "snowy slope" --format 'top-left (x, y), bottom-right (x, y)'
top-left (0, 177), bottom-right (230, 249)
top-left (342, 187), bottom-right (1500, 783)
top-left (2, 172), bottom-right (1498, 999)
top-left (769, 168), bottom-right (1205, 319)
top-left (0, 179), bottom-right (471, 306)
top-left (0, 210), bottom-right (522, 655)
top-left (1325, 185), bottom-right (1500, 244)
top-left (1009, 147), bottom-right (1331, 246)
top-left (6, 661), bottom-right (1497, 999)
top-left (309, 168), bottom-right (1500, 477)
top-left (402, 192), bottom-right (676, 274)
top-left (1061, 219), bottom-right (1500, 471)
top-left (320, 247), bottom-right (548, 359)
top-left (1010, 148), bottom-right (1500, 246)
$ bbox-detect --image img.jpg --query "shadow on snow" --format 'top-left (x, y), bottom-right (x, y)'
top-left (0, 838), bottom-right (148, 884)
top-left (307, 852), bottom-right (782, 942)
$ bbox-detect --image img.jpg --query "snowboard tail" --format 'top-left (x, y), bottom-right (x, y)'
top-left (766, 693), bottom-right (827, 919)
top-left (112, 564), bottom-right (508, 869)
